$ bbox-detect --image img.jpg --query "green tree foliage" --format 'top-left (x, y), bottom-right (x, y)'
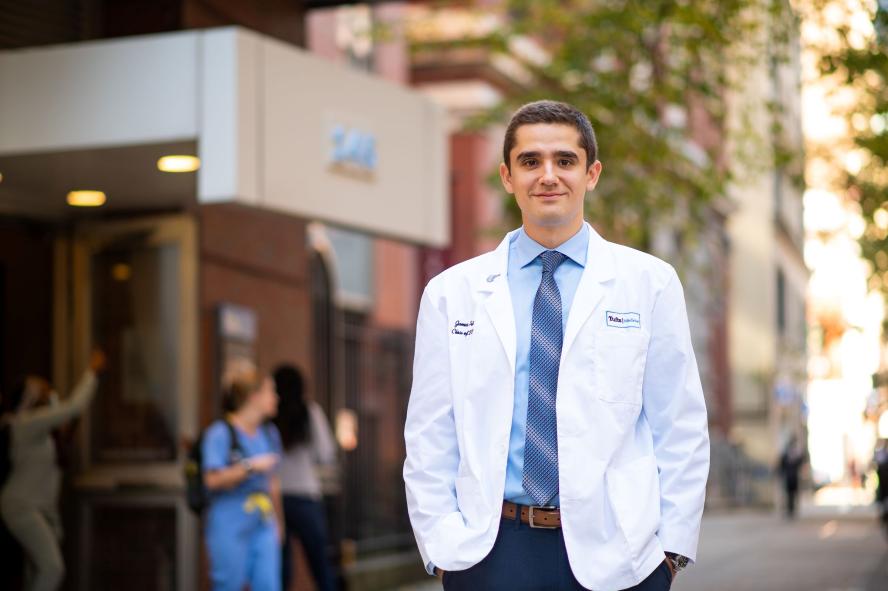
top-left (413, 0), bottom-right (787, 249)
top-left (819, 3), bottom-right (888, 298)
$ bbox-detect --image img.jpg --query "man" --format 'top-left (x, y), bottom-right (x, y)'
top-left (403, 100), bottom-right (709, 591)
top-left (777, 435), bottom-right (804, 519)
top-left (874, 436), bottom-right (888, 531)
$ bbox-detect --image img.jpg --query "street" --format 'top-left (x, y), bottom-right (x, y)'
top-left (394, 509), bottom-right (887, 591)
top-left (677, 511), bottom-right (886, 591)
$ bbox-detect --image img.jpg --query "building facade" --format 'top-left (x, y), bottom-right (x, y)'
top-left (724, 3), bottom-right (808, 506)
top-left (0, 5), bottom-right (447, 589)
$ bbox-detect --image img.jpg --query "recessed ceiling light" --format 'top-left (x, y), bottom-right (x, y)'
top-left (111, 263), bottom-right (132, 281)
top-left (67, 190), bottom-right (106, 207)
top-left (157, 155), bottom-right (200, 173)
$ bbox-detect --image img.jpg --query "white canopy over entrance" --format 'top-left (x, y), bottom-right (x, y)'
top-left (0, 27), bottom-right (449, 246)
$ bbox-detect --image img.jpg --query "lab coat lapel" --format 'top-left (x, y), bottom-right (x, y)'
top-left (563, 224), bottom-right (616, 357)
top-left (478, 231), bottom-right (517, 375)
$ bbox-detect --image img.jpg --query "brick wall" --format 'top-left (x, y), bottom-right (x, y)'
top-left (198, 203), bottom-right (312, 425)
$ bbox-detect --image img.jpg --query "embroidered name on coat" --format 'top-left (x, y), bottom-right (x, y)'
top-left (452, 320), bottom-right (474, 337)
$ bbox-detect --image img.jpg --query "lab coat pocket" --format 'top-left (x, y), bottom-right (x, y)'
top-left (605, 455), bottom-right (661, 559)
top-left (455, 475), bottom-right (486, 527)
top-left (593, 329), bottom-right (649, 405)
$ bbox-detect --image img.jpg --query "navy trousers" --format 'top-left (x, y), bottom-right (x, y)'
top-left (442, 515), bottom-right (673, 591)
top-left (280, 495), bottom-right (337, 591)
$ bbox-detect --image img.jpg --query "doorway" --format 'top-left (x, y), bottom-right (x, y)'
top-left (60, 215), bottom-right (198, 590)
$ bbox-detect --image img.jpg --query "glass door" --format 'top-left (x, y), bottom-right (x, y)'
top-left (90, 233), bottom-right (181, 462)
top-left (65, 215), bottom-right (198, 590)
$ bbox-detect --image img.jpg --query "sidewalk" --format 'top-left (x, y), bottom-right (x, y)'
top-left (387, 489), bottom-right (886, 591)
top-left (802, 483), bottom-right (879, 519)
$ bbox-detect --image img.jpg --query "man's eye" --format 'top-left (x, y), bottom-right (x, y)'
top-left (559, 159), bottom-right (574, 167)
top-left (523, 159), bottom-right (538, 167)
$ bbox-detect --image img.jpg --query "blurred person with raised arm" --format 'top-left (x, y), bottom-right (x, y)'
top-left (0, 349), bottom-right (106, 591)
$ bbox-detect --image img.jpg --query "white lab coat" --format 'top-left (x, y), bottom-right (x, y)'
top-left (403, 224), bottom-right (709, 591)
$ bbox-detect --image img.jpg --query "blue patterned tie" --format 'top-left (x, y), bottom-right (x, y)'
top-left (523, 250), bottom-right (567, 506)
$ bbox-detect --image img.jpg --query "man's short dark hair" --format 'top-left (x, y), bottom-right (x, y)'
top-left (503, 100), bottom-right (598, 172)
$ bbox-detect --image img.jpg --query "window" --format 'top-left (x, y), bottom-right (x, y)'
top-left (90, 237), bottom-right (181, 462)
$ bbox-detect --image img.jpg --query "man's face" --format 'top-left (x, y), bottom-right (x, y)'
top-left (500, 123), bottom-right (602, 233)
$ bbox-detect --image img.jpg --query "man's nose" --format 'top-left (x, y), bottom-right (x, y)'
top-left (540, 161), bottom-right (558, 184)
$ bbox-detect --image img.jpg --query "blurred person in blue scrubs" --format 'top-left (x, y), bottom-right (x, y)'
top-left (203, 360), bottom-right (283, 591)
top-left (273, 364), bottom-right (338, 591)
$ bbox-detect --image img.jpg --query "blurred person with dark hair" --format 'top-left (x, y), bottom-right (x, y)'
top-left (203, 360), bottom-right (283, 591)
top-left (0, 349), bottom-right (106, 591)
top-left (874, 437), bottom-right (888, 531)
top-left (273, 364), bottom-right (337, 591)
top-left (777, 435), bottom-right (805, 519)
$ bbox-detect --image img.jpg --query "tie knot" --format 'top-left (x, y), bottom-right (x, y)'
top-left (540, 250), bottom-right (567, 274)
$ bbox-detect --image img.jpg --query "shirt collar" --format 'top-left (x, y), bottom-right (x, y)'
top-left (511, 224), bottom-right (589, 269)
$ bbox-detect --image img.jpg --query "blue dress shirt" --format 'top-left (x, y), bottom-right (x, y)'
top-left (504, 224), bottom-right (589, 506)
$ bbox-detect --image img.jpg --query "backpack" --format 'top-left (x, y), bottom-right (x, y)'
top-left (184, 420), bottom-right (244, 515)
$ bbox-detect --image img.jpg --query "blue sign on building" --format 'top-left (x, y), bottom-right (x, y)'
top-left (329, 124), bottom-right (377, 176)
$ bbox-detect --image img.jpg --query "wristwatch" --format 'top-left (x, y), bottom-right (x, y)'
top-left (240, 458), bottom-right (254, 474)
top-left (665, 552), bottom-right (689, 575)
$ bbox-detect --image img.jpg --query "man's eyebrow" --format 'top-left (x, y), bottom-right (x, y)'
top-left (515, 150), bottom-right (541, 161)
top-left (554, 150), bottom-right (579, 160)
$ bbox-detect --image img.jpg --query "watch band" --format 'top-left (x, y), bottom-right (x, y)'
top-left (666, 552), bottom-right (689, 573)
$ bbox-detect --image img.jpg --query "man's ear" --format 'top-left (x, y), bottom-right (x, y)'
top-left (499, 162), bottom-right (514, 194)
top-left (586, 160), bottom-right (603, 192)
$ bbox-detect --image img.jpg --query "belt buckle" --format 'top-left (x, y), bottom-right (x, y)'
top-left (528, 505), bottom-right (558, 529)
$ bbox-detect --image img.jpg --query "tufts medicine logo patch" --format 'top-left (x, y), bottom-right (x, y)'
top-left (606, 311), bottom-right (640, 329)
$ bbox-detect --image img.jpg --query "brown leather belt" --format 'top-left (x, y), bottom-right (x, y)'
top-left (502, 501), bottom-right (561, 529)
